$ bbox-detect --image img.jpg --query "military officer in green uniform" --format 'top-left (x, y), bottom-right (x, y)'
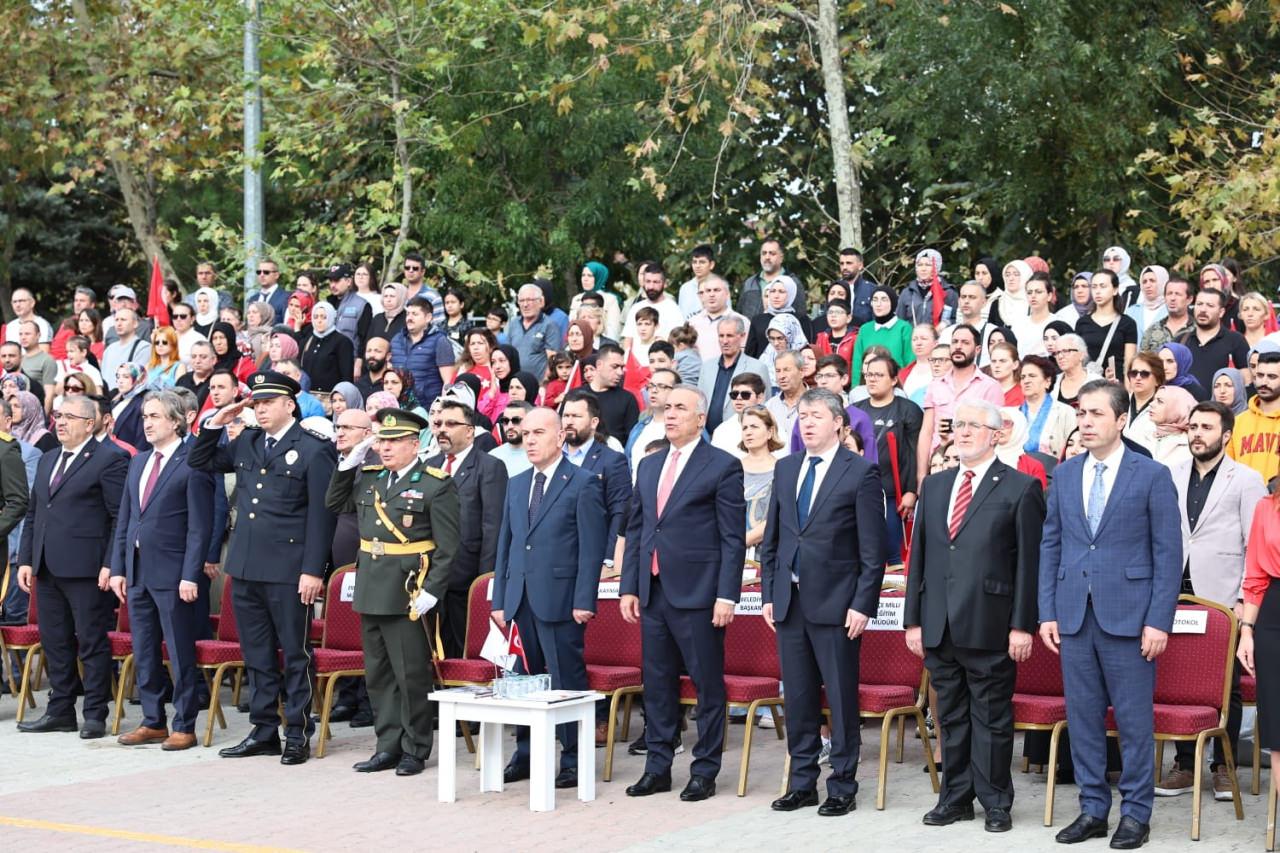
top-left (326, 407), bottom-right (459, 776)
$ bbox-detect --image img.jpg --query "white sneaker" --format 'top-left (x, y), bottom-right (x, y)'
top-left (757, 712), bottom-right (776, 729)
top-left (674, 737), bottom-right (685, 755)
top-left (818, 737), bottom-right (832, 766)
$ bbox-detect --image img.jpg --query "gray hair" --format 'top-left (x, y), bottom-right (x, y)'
top-left (668, 385), bottom-right (708, 414)
top-left (1057, 333), bottom-right (1087, 355)
top-left (189, 339), bottom-right (214, 357)
top-left (61, 394), bottom-right (97, 421)
top-left (955, 398), bottom-right (1003, 430)
top-left (74, 286), bottom-right (97, 301)
top-left (716, 315), bottom-right (747, 335)
top-left (517, 283), bottom-right (544, 302)
top-left (798, 388), bottom-right (846, 424)
top-left (144, 390), bottom-right (189, 436)
top-left (171, 386), bottom-right (199, 415)
top-left (775, 350), bottom-right (803, 371)
top-left (1078, 379), bottom-right (1128, 419)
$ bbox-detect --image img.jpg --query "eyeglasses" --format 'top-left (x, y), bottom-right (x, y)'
top-left (1127, 369), bottom-right (1153, 379)
top-left (951, 419), bottom-right (994, 433)
top-left (431, 419), bottom-right (467, 430)
top-left (814, 371), bottom-right (842, 381)
top-left (498, 416), bottom-right (524, 425)
top-left (1056, 348), bottom-right (1082, 355)
top-left (256, 269), bottom-right (276, 275)
top-left (335, 424), bottom-right (370, 432)
top-left (928, 356), bottom-right (950, 364)
top-left (52, 412), bottom-right (93, 422)
top-left (728, 390), bottom-right (756, 401)
top-left (646, 382), bottom-right (673, 392)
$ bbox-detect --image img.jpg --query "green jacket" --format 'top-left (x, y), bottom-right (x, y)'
top-left (326, 461), bottom-right (460, 616)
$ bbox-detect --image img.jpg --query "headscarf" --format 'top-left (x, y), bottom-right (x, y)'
top-left (289, 291), bottom-right (315, 326)
top-left (509, 371), bottom-right (540, 403)
top-left (1199, 263), bottom-right (1230, 290)
top-left (365, 390), bottom-right (398, 413)
top-left (330, 381), bottom-right (363, 413)
top-left (1138, 265), bottom-right (1169, 310)
top-left (761, 313), bottom-right (808, 370)
top-left (1024, 256), bottom-right (1050, 275)
top-left (495, 344), bottom-right (521, 392)
top-left (1103, 246), bottom-right (1136, 291)
top-left (439, 382), bottom-right (478, 411)
top-left (381, 283), bottom-right (407, 318)
top-left (271, 331), bottom-right (300, 367)
top-left (1069, 271), bottom-right (1094, 316)
top-left (193, 287), bottom-right (220, 327)
top-left (1159, 343), bottom-right (1205, 397)
top-left (1, 373), bottom-right (30, 395)
top-left (247, 300), bottom-right (276, 331)
top-left (12, 390), bottom-right (49, 445)
top-left (996, 407), bottom-right (1029, 468)
top-left (1251, 339), bottom-right (1280, 361)
top-left (310, 302), bottom-right (338, 339)
top-left (999, 260), bottom-right (1033, 321)
top-left (974, 257), bottom-right (1001, 294)
top-left (916, 248), bottom-right (945, 326)
top-left (451, 372), bottom-right (483, 402)
top-left (567, 320), bottom-right (595, 359)
top-left (764, 275), bottom-right (800, 316)
top-left (870, 284), bottom-right (898, 323)
top-left (1154, 385), bottom-right (1196, 438)
top-left (211, 322), bottom-right (242, 371)
top-left (582, 261), bottom-right (611, 293)
top-left (1043, 320), bottom-right (1074, 340)
top-left (115, 362), bottom-right (147, 402)
top-left (1212, 367), bottom-right (1247, 415)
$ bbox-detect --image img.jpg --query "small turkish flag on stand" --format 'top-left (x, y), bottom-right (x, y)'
top-left (507, 621), bottom-right (530, 673)
top-left (147, 255), bottom-right (171, 327)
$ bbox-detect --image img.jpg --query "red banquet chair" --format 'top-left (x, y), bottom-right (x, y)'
top-left (433, 572), bottom-right (499, 756)
top-left (197, 578), bottom-right (245, 747)
top-left (584, 595), bottom-right (643, 783)
top-left (1012, 633), bottom-right (1070, 826)
top-left (314, 565), bottom-right (364, 758)
top-left (1110, 596), bottom-right (1243, 840)
top-left (0, 578), bottom-right (41, 722)
top-left (670, 602), bottom-right (786, 797)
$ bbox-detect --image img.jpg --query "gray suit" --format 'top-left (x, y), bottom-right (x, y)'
top-left (1172, 455), bottom-right (1267, 607)
top-left (697, 352), bottom-right (773, 425)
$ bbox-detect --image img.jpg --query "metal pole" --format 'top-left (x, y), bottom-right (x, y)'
top-left (243, 0), bottom-right (264, 300)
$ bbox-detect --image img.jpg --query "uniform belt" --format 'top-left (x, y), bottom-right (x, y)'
top-left (360, 539), bottom-right (436, 557)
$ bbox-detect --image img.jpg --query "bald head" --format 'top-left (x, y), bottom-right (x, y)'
top-left (521, 406), bottom-right (563, 467)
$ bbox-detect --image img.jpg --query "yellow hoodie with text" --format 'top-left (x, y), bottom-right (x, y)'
top-left (1228, 397), bottom-right (1280, 483)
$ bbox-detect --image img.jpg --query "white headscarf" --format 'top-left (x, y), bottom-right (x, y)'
top-left (1103, 246), bottom-right (1137, 292)
top-left (194, 287), bottom-right (220, 327)
top-left (996, 260), bottom-right (1033, 321)
top-left (996, 406), bottom-right (1029, 467)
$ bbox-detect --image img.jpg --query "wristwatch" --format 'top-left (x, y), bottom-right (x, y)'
top-left (1240, 620), bottom-right (1255, 631)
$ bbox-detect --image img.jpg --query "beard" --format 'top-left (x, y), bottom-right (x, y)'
top-left (504, 430), bottom-right (522, 446)
top-left (564, 426), bottom-right (590, 447)
top-left (951, 352), bottom-right (976, 369)
top-left (1190, 438), bottom-right (1223, 462)
top-left (365, 357), bottom-right (386, 373)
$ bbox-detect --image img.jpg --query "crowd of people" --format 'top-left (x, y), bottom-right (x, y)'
top-left (2, 239), bottom-right (1280, 847)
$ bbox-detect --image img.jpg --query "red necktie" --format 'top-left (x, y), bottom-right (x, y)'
top-left (444, 454), bottom-right (456, 475)
top-left (141, 450), bottom-right (165, 509)
top-left (949, 469), bottom-right (975, 539)
top-left (651, 448), bottom-right (681, 575)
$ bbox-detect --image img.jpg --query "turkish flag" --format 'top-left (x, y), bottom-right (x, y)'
top-left (147, 255), bottom-right (170, 327)
top-left (507, 621), bottom-right (530, 673)
top-left (623, 347), bottom-right (651, 409)
top-left (565, 360), bottom-right (584, 393)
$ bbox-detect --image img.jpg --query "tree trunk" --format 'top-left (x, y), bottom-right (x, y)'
top-left (385, 68), bottom-right (414, 286)
top-left (815, 0), bottom-right (862, 250)
top-left (71, 0), bottom-right (178, 287)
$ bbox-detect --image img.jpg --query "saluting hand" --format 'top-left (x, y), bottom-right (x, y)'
top-left (206, 398), bottom-right (252, 429)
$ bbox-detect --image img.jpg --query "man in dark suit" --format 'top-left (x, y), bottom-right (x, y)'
top-left (492, 407), bottom-right (606, 789)
top-left (246, 257), bottom-right (290, 319)
top-left (621, 386), bottom-right (746, 802)
top-left (905, 399), bottom-right (1045, 832)
top-left (189, 370), bottom-right (337, 765)
top-left (426, 398), bottom-right (507, 659)
top-left (108, 390), bottom-right (215, 750)
top-left (1039, 380), bottom-right (1181, 849)
top-left (16, 395), bottom-right (128, 738)
top-left (760, 389), bottom-right (886, 816)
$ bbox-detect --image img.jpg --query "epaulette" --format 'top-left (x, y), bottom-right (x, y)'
top-left (425, 466), bottom-right (448, 479)
top-left (362, 464), bottom-right (385, 472)
top-left (0, 430), bottom-right (13, 442)
top-left (302, 427), bottom-right (331, 442)
top-left (243, 425), bottom-right (263, 432)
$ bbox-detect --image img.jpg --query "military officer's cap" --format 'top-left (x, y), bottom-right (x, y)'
top-left (375, 407), bottom-right (429, 439)
top-left (248, 370), bottom-right (301, 401)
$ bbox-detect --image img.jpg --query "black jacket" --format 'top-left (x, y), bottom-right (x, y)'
top-left (425, 446), bottom-right (508, 591)
top-left (300, 331), bottom-right (355, 393)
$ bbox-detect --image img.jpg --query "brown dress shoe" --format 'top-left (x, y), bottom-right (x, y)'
top-left (595, 721), bottom-right (609, 747)
top-left (118, 726), bottom-right (169, 746)
top-left (161, 732), bottom-right (197, 751)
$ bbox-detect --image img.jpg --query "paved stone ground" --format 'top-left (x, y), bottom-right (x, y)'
top-left (0, 685), bottom-right (1270, 852)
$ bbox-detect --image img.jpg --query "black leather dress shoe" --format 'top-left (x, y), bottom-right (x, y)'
top-left (985, 808), bottom-right (1013, 833)
top-left (625, 772), bottom-right (672, 797)
top-left (680, 775), bottom-right (716, 802)
top-left (554, 768), bottom-right (578, 789)
top-left (504, 763), bottom-right (530, 784)
top-left (325, 704), bottom-right (356, 723)
top-left (818, 794), bottom-right (856, 816)
top-left (218, 734), bottom-right (282, 758)
top-left (353, 751), bottom-right (401, 773)
top-left (395, 755), bottom-right (425, 776)
top-left (1108, 816), bottom-right (1149, 850)
top-left (1055, 813), bottom-right (1109, 844)
top-left (17, 714), bottom-right (78, 733)
top-left (922, 803), bottom-right (975, 825)
top-left (349, 709), bottom-right (374, 728)
top-left (79, 720), bottom-right (106, 739)
top-left (280, 741), bottom-right (310, 765)
top-left (771, 789), bottom-right (820, 811)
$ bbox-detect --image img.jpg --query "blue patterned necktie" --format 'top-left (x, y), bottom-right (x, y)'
top-left (797, 456), bottom-right (822, 527)
top-left (1086, 461), bottom-right (1107, 536)
top-left (528, 471), bottom-right (546, 525)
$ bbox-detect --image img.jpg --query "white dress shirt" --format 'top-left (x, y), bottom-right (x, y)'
top-left (1081, 442), bottom-right (1126, 512)
top-left (139, 438), bottom-right (181, 508)
top-left (791, 442), bottom-right (840, 582)
top-left (947, 453), bottom-right (998, 521)
top-left (442, 442), bottom-right (473, 474)
top-left (263, 419), bottom-right (296, 447)
top-left (655, 436), bottom-right (700, 495)
top-left (528, 457), bottom-right (562, 508)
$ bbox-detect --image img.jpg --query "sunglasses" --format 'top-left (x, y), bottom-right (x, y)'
top-left (403, 264), bottom-right (422, 271)
top-left (498, 416), bottom-right (523, 425)
top-left (256, 269), bottom-right (276, 275)
top-left (431, 419), bottom-right (467, 430)
top-left (172, 312), bottom-right (192, 320)
top-left (728, 390), bottom-right (756, 400)
top-left (1127, 369), bottom-right (1153, 379)
top-left (66, 384), bottom-right (85, 393)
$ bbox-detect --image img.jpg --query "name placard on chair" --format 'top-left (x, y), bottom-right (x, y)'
top-left (868, 597), bottom-right (905, 631)
top-left (597, 580), bottom-right (620, 600)
top-left (340, 572), bottom-right (356, 602)
top-left (1171, 610), bottom-right (1209, 634)
top-left (735, 592), bottom-right (762, 615)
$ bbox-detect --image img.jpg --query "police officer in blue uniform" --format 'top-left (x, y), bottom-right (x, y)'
top-left (189, 370), bottom-right (337, 765)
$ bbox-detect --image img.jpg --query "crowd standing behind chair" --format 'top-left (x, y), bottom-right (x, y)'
top-left (2, 247), bottom-right (1279, 848)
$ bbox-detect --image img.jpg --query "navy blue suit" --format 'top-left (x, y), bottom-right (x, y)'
top-left (493, 457), bottom-right (606, 771)
top-left (622, 439), bottom-right (746, 780)
top-left (759, 447), bottom-right (885, 798)
top-left (247, 286), bottom-right (290, 321)
top-left (19, 439), bottom-right (128, 723)
top-left (574, 439), bottom-right (631, 558)
top-left (1038, 448), bottom-right (1181, 824)
top-left (110, 442), bottom-right (215, 732)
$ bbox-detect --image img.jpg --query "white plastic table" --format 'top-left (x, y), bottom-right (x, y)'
top-left (430, 690), bottom-right (601, 812)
